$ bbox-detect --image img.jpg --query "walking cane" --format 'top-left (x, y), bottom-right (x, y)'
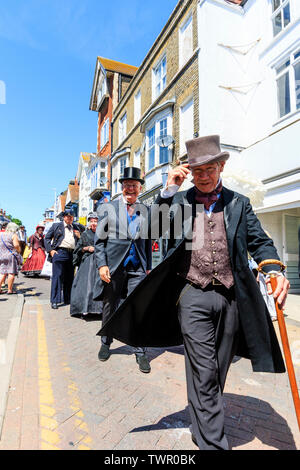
top-left (258, 259), bottom-right (300, 431)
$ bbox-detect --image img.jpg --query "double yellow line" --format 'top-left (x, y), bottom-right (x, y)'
top-left (36, 302), bottom-right (92, 450)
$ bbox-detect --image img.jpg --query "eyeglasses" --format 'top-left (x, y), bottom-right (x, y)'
top-left (192, 166), bottom-right (219, 176)
top-left (122, 183), bottom-right (140, 188)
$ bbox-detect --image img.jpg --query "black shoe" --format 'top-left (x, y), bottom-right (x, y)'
top-left (51, 303), bottom-right (58, 309)
top-left (136, 354), bottom-right (151, 373)
top-left (98, 344), bottom-right (110, 362)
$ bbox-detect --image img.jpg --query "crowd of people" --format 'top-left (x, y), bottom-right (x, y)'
top-left (0, 220), bottom-right (47, 294)
top-left (1, 134), bottom-right (292, 450)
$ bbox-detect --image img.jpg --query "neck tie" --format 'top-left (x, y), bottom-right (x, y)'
top-left (195, 180), bottom-right (223, 211)
top-left (67, 224), bottom-right (72, 231)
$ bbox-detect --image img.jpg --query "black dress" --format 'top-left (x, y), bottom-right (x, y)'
top-left (70, 229), bottom-right (103, 318)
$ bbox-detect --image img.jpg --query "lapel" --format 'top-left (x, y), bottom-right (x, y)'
top-left (120, 198), bottom-right (145, 241)
top-left (115, 199), bottom-right (130, 240)
top-left (57, 222), bottom-right (65, 237)
top-left (222, 186), bottom-right (242, 254)
top-left (181, 187), bottom-right (197, 241)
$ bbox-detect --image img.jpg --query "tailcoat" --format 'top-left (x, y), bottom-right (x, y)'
top-left (93, 198), bottom-right (152, 304)
top-left (99, 186), bottom-right (285, 374)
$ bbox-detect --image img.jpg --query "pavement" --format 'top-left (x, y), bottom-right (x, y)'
top-left (0, 284), bottom-right (24, 436)
top-left (0, 274), bottom-right (299, 451)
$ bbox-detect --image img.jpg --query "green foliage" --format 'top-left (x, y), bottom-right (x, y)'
top-left (11, 218), bottom-right (22, 226)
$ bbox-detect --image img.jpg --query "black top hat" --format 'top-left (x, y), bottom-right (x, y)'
top-left (119, 167), bottom-right (144, 185)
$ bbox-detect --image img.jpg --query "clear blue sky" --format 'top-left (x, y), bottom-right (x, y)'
top-left (0, 0), bottom-right (177, 236)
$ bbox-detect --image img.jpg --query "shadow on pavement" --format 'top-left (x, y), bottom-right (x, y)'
top-left (15, 284), bottom-right (43, 297)
top-left (108, 345), bottom-right (184, 360)
top-left (70, 314), bottom-right (102, 322)
top-left (130, 394), bottom-right (297, 450)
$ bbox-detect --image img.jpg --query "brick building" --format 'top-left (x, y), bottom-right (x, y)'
top-left (111, 0), bottom-right (199, 204)
top-left (89, 57), bottom-right (138, 202)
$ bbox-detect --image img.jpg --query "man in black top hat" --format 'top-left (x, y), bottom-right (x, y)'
top-left (45, 209), bottom-right (81, 309)
top-left (94, 167), bottom-right (152, 373)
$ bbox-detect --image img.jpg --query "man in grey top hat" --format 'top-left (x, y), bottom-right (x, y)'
top-left (99, 135), bottom-right (289, 450)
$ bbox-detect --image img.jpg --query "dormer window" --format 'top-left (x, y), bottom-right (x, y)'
top-left (97, 75), bottom-right (107, 109)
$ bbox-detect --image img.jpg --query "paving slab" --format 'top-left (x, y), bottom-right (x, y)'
top-left (0, 275), bottom-right (299, 450)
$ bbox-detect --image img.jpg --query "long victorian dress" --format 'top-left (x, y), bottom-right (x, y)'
top-left (70, 228), bottom-right (103, 318)
top-left (21, 232), bottom-right (46, 276)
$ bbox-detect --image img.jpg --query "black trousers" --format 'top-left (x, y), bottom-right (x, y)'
top-left (50, 249), bottom-right (74, 304)
top-left (177, 279), bottom-right (239, 450)
top-left (101, 264), bottom-right (146, 356)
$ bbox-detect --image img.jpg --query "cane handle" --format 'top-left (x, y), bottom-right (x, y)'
top-left (257, 259), bottom-right (286, 276)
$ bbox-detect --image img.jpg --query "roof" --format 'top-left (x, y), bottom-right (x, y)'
top-left (59, 193), bottom-right (67, 212)
top-left (68, 183), bottom-right (79, 203)
top-left (98, 57), bottom-right (138, 77)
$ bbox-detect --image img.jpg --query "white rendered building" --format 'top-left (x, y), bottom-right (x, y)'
top-left (197, 0), bottom-right (300, 291)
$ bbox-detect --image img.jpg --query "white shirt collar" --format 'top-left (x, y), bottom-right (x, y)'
top-left (122, 195), bottom-right (140, 205)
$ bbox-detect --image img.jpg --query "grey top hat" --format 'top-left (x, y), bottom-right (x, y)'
top-left (119, 167), bottom-right (144, 185)
top-left (87, 212), bottom-right (98, 221)
top-left (186, 135), bottom-right (230, 169)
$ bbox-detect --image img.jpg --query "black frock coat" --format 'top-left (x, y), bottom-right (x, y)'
top-left (99, 186), bottom-right (286, 374)
top-left (93, 198), bottom-right (152, 302)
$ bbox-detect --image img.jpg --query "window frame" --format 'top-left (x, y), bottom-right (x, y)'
top-left (275, 47), bottom-right (300, 119)
top-left (97, 73), bottom-right (108, 109)
top-left (145, 108), bottom-right (173, 172)
top-left (179, 97), bottom-right (194, 156)
top-left (134, 90), bottom-right (142, 125)
top-left (100, 118), bottom-right (109, 149)
top-left (112, 155), bottom-right (128, 196)
top-left (119, 112), bottom-right (127, 145)
top-left (152, 55), bottom-right (167, 102)
top-left (179, 13), bottom-right (193, 69)
top-left (271, 0), bottom-right (291, 37)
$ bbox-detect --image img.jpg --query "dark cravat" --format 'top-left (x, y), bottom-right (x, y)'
top-left (67, 224), bottom-right (72, 231)
top-left (194, 180), bottom-right (223, 211)
top-left (127, 204), bottom-right (135, 218)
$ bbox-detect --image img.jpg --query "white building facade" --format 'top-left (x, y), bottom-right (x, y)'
top-left (197, 0), bottom-right (300, 291)
top-left (76, 153), bottom-right (93, 225)
top-left (76, 152), bottom-right (109, 225)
